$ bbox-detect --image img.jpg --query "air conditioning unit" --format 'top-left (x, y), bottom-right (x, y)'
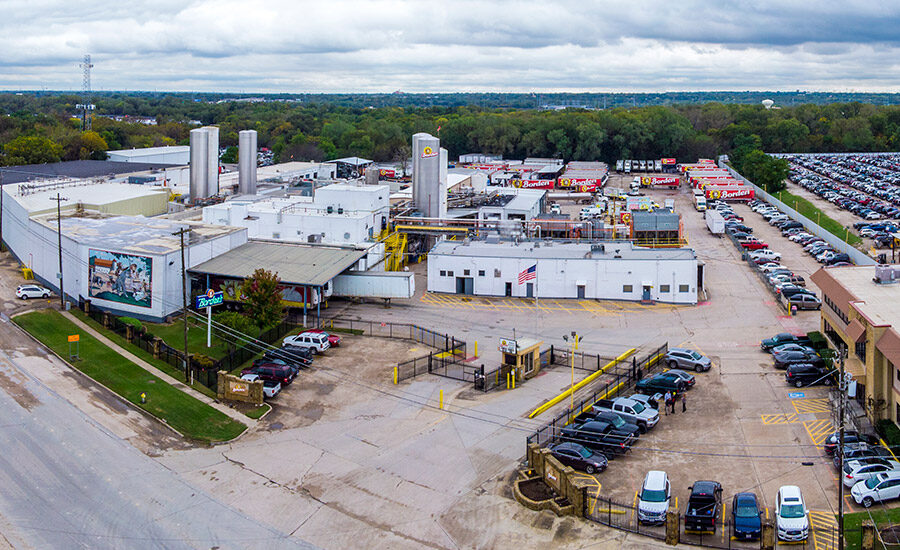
top-left (591, 244), bottom-right (605, 253)
top-left (873, 265), bottom-right (898, 285)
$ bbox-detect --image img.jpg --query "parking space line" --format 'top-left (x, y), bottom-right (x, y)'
top-left (792, 398), bottom-right (831, 415)
top-left (803, 419), bottom-right (834, 447)
top-left (761, 413), bottom-right (801, 425)
top-left (809, 511), bottom-right (838, 550)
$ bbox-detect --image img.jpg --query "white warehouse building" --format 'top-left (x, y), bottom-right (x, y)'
top-left (427, 239), bottom-right (700, 304)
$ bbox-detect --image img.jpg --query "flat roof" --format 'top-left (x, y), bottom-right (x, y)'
top-left (0, 160), bottom-right (180, 185)
top-left (430, 240), bottom-right (697, 261)
top-left (7, 181), bottom-right (169, 214)
top-left (36, 215), bottom-right (243, 255)
top-left (190, 241), bottom-right (366, 286)
top-left (332, 157), bottom-right (373, 166)
top-left (819, 265), bottom-right (900, 328)
top-left (107, 146), bottom-right (190, 157)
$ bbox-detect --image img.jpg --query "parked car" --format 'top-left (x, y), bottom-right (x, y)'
top-left (741, 239), bottom-right (769, 250)
top-left (824, 431), bottom-right (877, 455)
top-left (774, 350), bottom-right (824, 370)
top-left (559, 420), bottom-right (635, 458)
top-left (843, 459), bottom-right (900, 487)
top-left (282, 331), bottom-right (331, 354)
top-left (780, 287), bottom-right (817, 300)
top-left (770, 343), bottom-right (816, 355)
top-left (785, 364), bottom-right (834, 387)
top-left (638, 471), bottom-right (671, 525)
top-left (636, 374), bottom-right (686, 394)
top-left (664, 348), bottom-right (712, 372)
top-left (240, 364), bottom-right (295, 385)
top-left (658, 369), bottom-right (696, 388)
top-left (684, 481), bottom-right (723, 533)
top-left (834, 444), bottom-right (894, 469)
top-left (749, 249), bottom-right (781, 262)
top-left (629, 393), bottom-right (663, 410)
top-left (253, 358), bottom-right (301, 376)
top-left (307, 329), bottom-right (342, 347)
top-left (579, 409), bottom-right (641, 439)
top-left (775, 485), bottom-right (809, 542)
top-left (240, 373), bottom-right (281, 398)
top-left (851, 472), bottom-right (900, 507)
top-left (759, 263), bottom-right (788, 274)
top-left (786, 293), bottom-right (822, 311)
top-left (264, 347), bottom-right (313, 365)
top-left (549, 442), bottom-right (608, 474)
top-left (761, 333), bottom-right (812, 351)
top-left (731, 492), bottom-right (762, 540)
top-left (589, 397), bottom-right (659, 432)
top-left (16, 284), bottom-right (51, 300)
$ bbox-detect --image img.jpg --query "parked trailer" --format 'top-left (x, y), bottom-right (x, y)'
top-left (705, 210), bottom-right (725, 235)
top-left (331, 272), bottom-right (415, 299)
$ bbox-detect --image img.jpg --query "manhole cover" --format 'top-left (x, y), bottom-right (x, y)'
top-left (268, 422), bottom-right (283, 430)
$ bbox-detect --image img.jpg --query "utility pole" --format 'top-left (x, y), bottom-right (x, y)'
top-left (837, 347), bottom-right (846, 550)
top-left (0, 170), bottom-right (4, 252)
top-left (173, 227), bottom-right (191, 385)
top-left (50, 194), bottom-right (67, 308)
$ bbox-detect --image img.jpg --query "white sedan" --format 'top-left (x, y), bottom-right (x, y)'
top-left (16, 284), bottom-right (51, 300)
top-left (760, 263), bottom-right (788, 273)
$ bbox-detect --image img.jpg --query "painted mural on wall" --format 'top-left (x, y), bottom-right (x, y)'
top-left (88, 249), bottom-right (153, 308)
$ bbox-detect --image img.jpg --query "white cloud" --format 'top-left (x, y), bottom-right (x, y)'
top-left (1, 0), bottom-right (899, 91)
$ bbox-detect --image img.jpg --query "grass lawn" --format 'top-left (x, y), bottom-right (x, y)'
top-left (15, 310), bottom-right (246, 442)
top-left (245, 404), bottom-right (270, 420)
top-left (142, 316), bottom-right (235, 361)
top-left (775, 189), bottom-right (864, 247)
top-left (71, 310), bottom-right (218, 400)
top-left (841, 507), bottom-right (900, 550)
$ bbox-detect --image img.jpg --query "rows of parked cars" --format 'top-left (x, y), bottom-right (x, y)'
top-left (748, 199), bottom-right (853, 267)
top-left (238, 329), bottom-right (341, 399)
top-left (760, 332), bottom-right (835, 388)
top-left (822, 430), bottom-right (900, 508)
top-left (636, 470), bottom-right (808, 542)
top-left (786, 154), bottom-right (900, 247)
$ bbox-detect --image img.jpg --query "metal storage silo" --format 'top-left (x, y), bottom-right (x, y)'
top-left (412, 132), bottom-right (441, 217)
top-left (189, 128), bottom-right (209, 202)
top-left (239, 130), bottom-right (258, 195)
top-left (204, 126), bottom-right (219, 197)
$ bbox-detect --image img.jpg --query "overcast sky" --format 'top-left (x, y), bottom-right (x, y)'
top-left (2, 0), bottom-right (898, 93)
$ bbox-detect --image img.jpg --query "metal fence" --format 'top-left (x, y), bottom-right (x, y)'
top-left (396, 339), bottom-right (468, 383)
top-left (548, 347), bottom-right (618, 372)
top-left (583, 494), bottom-right (854, 549)
top-left (526, 343), bottom-right (668, 449)
top-left (724, 230), bottom-right (790, 312)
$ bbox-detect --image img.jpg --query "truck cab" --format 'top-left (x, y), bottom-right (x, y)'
top-left (694, 194), bottom-right (707, 211)
top-left (591, 397), bottom-right (659, 432)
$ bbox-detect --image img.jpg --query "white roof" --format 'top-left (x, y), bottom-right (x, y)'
top-left (107, 146), bottom-right (190, 158)
top-left (6, 181), bottom-right (168, 214)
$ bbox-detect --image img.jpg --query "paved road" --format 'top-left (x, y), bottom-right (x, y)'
top-left (0, 329), bottom-right (317, 550)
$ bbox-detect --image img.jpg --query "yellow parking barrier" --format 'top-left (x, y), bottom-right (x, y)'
top-left (474, 341), bottom-right (478, 357)
top-left (439, 390), bottom-right (443, 409)
top-left (393, 366), bottom-right (398, 385)
top-left (528, 348), bottom-right (636, 418)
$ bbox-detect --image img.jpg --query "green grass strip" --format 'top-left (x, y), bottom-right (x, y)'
top-left (775, 190), bottom-right (863, 246)
top-left (14, 310), bottom-right (246, 442)
top-left (840, 507), bottom-right (900, 550)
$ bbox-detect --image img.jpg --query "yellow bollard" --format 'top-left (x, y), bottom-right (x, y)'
top-left (512, 370), bottom-right (516, 389)
top-left (439, 390), bottom-right (443, 409)
top-left (474, 341), bottom-right (478, 357)
top-left (506, 372), bottom-right (510, 390)
top-left (393, 366), bottom-right (398, 385)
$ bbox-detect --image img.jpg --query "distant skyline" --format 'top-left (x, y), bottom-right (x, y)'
top-left (2, 0), bottom-right (898, 93)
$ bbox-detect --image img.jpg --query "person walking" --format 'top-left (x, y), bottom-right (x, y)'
top-left (664, 391), bottom-right (671, 416)
top-left (670, 391), bottom-right (677, 414)
top-left (682, 391), bottom-right (687, 413)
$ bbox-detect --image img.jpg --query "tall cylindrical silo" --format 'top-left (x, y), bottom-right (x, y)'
top-left (204, 126), bottom-right (219, 197)
top-left (412, 132), bottom-right (440, 217)
top-left (239, 130), bottom-right (258, 195)
top-left (189, 128), bottom-right (209, 202)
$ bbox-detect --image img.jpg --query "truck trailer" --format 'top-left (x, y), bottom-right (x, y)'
top-left (705, 210), bottom-right (725, 235)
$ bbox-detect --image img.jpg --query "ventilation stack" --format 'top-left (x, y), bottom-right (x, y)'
top-left (189, 128), bottom-right (209, 203)
top-left (239, 130), bottom-right (258, 195)
top-left (204, 126), bottom-right (219, 197)
top-left (412, 132), bottom-right (445, 218)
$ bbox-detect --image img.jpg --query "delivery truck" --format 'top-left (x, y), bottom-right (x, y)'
top-left (693, 194), bottom-right (707, 211)
top-left (705, 210), bottom-right (725, 235)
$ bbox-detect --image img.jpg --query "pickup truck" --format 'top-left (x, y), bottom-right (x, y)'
top-left (591, 398), bottom-right (659, 433)
top-left (685, 481), bottom-right (723, 533)
top-left (559, 420), bottom-right (635, 458)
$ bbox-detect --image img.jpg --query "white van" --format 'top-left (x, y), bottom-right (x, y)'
top-left (638, 470), bottom-right (670, 525)
top-left (282, 332), bottom-right (331, 354)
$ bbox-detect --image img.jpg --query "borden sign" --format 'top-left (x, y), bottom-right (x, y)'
top-left (421, 145), bottom-right (439, 158)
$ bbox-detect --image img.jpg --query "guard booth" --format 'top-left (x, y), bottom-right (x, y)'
top-left (499, 337), bottom-right (543, 383)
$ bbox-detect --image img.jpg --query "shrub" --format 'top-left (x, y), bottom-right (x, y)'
top-left (807, 331), bottom-right (827, 350)
top-left (876, 420), bottom-right (900, 452)
top-left (119, 317), bottom-right (143, 331)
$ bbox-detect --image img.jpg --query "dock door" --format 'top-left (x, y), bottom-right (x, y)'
top-left (455, 277), bottom-right (474, 295)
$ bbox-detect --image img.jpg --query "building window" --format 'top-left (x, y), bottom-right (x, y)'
top-left (660, 284), bottom-right (670, 293)
top-left (494, 269), bottom-right (501, 278)
top-left (478, 270), bottom-right (485, 277)
top-left (440, 270), bottom-right (446, 276)
top-left (448, 271), bottom-right (454, 277)
top-left (464, 269), bottom-right (470, 276)
top-left (679, 284), bottom-right (690, 292)
top-left (897, 403), bottom-right (900, 423)
top-left (623, 285), bottom-right (633, 293)
top-left (272, 232), bottom-right (280, 239)
top-left (855, 340), bottom-right (867, 362)
top-left (823, 294), bottom-right (849, 324)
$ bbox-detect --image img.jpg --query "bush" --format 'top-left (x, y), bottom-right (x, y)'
top-left (807, 331), bottom-right (827, 350)
top-left (119, 317), bottom-right (143, 331)
top-left (876, 420), bottom-right (900, 452)
top-left (214, 311), bottom-right (258, 343)
top-left (192, 353), bottom-right (215, 370)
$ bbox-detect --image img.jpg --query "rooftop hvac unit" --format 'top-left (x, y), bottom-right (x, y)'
top-left (485, 234), bottom-right (501, 244)
top-left (338, 207), bottom-right (344, 214)
top-left (327, 206), bottom-right (334, 214)
top-left (873, 264), bottom-right (899, 284)
top-left (591, 244), bottom-right (606, 253)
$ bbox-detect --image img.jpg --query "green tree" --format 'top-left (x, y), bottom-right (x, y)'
top-left (2, 135), bottom-right (63, 165)
top-left (214, 310), bottom-right (258, 349)
top-left (220, 145), bottom-right (238, 164)
top-left (241, 268), bottom-right (283, 330)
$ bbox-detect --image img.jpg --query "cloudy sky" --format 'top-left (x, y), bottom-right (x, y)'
top-left (2, 0), bottom-right (898, 93)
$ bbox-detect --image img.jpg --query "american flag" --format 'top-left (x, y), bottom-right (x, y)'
top-left (518, 264), bottom-right (536, 284)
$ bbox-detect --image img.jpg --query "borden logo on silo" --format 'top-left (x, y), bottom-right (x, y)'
top-left (421, 146), bottom-right (439, 158)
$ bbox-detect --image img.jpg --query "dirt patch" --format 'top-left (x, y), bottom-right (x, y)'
top-left (0, 360), bottom-right (39, 410)
top-left (881, 526), bottom-right (900, 545)
top-left (519, 478), bottom-right (558, 502)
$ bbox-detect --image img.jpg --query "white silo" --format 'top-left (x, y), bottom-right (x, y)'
top-left (238, 130), bottom-right (258, 195)
top-left (412, 132), bottom-right (442, 217)
top-left (189, 128), bottom-right (209, 202)
top-left (204, 126), bottom-right (219, 196)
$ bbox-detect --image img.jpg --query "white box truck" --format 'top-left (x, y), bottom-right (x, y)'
top-left (705, 210), bottom-right (724, 234)
top-left (693, 193), bottom-right (707, 211)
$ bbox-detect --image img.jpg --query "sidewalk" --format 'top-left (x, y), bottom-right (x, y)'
top-left (61, 311), bottom-right (251, 426)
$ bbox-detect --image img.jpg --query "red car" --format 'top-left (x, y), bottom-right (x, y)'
top-left (740, 240), bottom-right (769, 250)
top-left (307, 329), bottom-right (341, 347)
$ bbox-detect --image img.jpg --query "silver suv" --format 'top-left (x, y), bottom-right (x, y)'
top-left (664, 348), bottom-right (712, 372)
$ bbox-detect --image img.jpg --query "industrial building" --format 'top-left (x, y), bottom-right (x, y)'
top-left (811, 265), bottom-right (900, 427)
top-left (106, 146), bottom-right (191, 165)
top-left (0, 160), bottom-right (182, 185)
top-left (476, 187), bottom-right (545, 222)
top-left (426, 239), bottom-right (700, 303)
top-left (2, 179), bottom-right (247, 321)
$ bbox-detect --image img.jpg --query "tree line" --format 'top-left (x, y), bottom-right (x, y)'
top-left (2, 92), bottom-right (900, 169)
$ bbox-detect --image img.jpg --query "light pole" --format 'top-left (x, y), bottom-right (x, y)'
top-left (837, 347), bottom-right (847, 550)
top-left (564, 331), bottom-right (578, 410)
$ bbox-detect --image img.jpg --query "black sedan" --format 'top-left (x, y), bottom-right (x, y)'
top-left (636, 374), bottom-right (686, 394)
top-left (549, 442), bottom-right (608, 474)
top-left (773, 350), bottom-right (824, 370)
